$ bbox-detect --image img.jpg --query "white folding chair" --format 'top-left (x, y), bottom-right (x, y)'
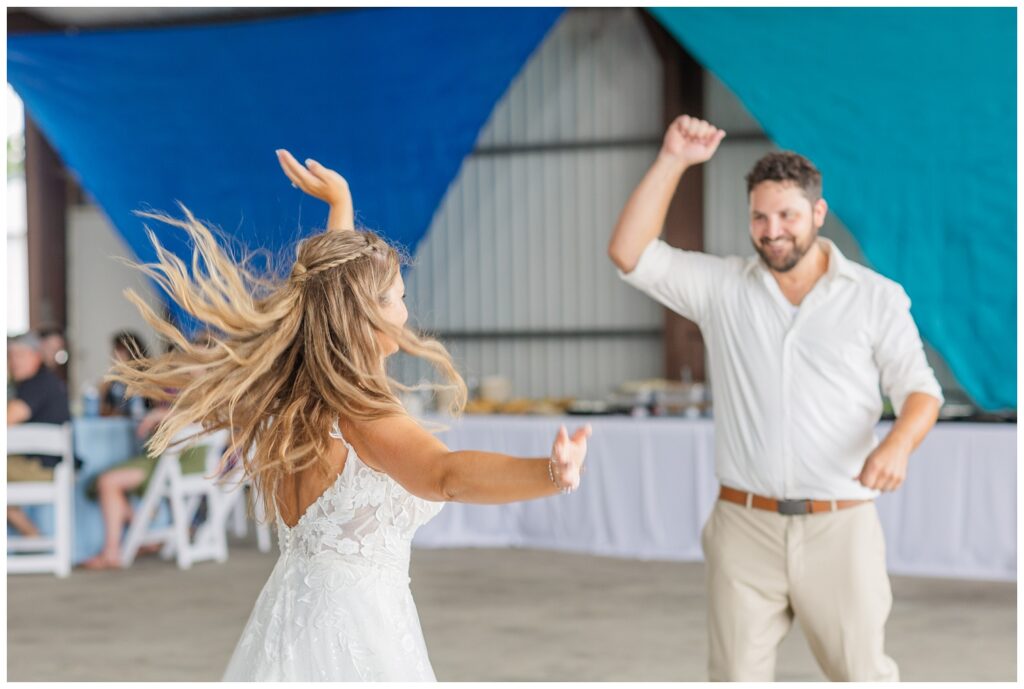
top-left (120, 425), bottom-right (231, 569)
top-left (7, 423), bottom-right (75, 578)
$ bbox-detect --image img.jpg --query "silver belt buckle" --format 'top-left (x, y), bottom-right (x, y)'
top-left (776, 499), bottom-right (810, 516)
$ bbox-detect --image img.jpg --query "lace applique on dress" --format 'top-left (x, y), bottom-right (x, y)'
top-left (222, 420), bottom-right (444, 681)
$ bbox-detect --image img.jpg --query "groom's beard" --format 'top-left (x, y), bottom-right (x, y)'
top-left (752, 227), bottom-right (818, 273)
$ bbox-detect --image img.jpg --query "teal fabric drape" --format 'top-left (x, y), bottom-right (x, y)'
top-left (651, 7), bottom-right (1016, 410)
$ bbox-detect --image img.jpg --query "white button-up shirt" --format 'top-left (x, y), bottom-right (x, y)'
top-left (620, 237), bottom-right (943, 500)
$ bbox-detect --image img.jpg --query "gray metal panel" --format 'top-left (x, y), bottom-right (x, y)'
top-left (704, 71), bottom-right (764, 136)
top-left (704, 139), bottom-right (776, 258)
top-left (476, 8), bottom-right (662, 148)
top-left (411, 150), bottom-right (666, 331)
top-left (399, 9), bottom-right (665, 400)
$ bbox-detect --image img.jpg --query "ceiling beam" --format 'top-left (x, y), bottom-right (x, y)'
top-left (6, 7), bottom-right (339, 34)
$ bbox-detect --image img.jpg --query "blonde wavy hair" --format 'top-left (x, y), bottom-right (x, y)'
top-left (109, 205), bottom-right (466, 519)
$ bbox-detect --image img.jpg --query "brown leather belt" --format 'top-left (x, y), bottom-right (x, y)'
top-left (719, 485), bottom-right (871, 516)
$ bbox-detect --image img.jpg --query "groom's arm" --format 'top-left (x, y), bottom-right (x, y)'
top-left (857, 284), bottom-right (944, 492)
top-left (608, 115), bottom-right (725, 273)
top-left (857, 393), bottom-right (941, 492)
top-left (608, 154), bottom-right (689, 273)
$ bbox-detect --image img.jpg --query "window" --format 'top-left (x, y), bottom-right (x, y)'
top-left (6, 84), bottom-right (28, 335)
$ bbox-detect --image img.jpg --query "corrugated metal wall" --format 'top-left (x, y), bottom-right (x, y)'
top-left (396, 8), bottom-right (665, 400)
top-left (396, 10), bottom-right (962, 405)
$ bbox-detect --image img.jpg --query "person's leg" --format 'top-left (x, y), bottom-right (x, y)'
top-left (788, 503), bottom-right (899, 681)
top-left (7, 455), bottom-right (55, 536)
top-left (6, 506), bottom-right (40, 536)
top-left (81, 466), bottom-right (146, 569)
top-left (704, 500), bottom-right (794, 681)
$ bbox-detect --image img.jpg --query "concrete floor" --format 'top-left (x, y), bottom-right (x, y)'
top-left (7, 537), bottom-right (1017, 682)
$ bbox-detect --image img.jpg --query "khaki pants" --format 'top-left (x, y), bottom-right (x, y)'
top-left (702, 498), bottom-right (899, 682)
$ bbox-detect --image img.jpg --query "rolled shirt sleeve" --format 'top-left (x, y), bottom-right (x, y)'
top-left (617, 239), bottom-right (728, 326)
top-left (874, 285), bottom-right (944, 415)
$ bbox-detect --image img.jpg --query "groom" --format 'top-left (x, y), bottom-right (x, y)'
top-left (609, 115), bottom-right (943, 681)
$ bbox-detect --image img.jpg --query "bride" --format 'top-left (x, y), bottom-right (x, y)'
top-left (109, 150), bottom-right (592, 681)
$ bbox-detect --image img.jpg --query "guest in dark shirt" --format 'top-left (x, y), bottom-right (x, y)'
top-left (81, 329), bottom-right (216, 570)
top-left (7, 332), bottom-right (71, 536)
top-left (36, 324), bottom-right (69, 376)
top-left (100, 330), bottom-right (150, 417)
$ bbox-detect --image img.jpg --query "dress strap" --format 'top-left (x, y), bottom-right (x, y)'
top-left (329, 418), bottom-right (347, 443)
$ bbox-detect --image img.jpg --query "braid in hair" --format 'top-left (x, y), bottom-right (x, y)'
top-left (291, 240), bottom-right (377, 283)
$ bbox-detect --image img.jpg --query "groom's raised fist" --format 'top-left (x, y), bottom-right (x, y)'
top-left (660, 115), bottom-right (726, 167)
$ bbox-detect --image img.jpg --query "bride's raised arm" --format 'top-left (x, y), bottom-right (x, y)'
top-left (276, 148), bottom-right (355, 231)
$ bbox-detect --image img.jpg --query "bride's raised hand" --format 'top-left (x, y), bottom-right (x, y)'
top-left (276, 149), bottom-right (354, 230)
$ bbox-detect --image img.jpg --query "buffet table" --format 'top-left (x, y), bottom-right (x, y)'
top-left (413, 415), bottom-right (1017, 581)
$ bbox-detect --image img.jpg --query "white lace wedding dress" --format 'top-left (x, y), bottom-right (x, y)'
top-left (222, 422), bottom-right (444, 681)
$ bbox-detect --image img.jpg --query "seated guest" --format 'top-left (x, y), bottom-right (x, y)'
top-left (81, 331), bottom-right (215, 570)
top-left (6, 332), bottom-right (71, 537)
top-left (100, 330), bottom-right (150, 417)
top-left (36, 324), bottom-right (69, 374)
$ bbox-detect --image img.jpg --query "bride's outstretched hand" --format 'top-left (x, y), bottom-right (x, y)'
top-left (550, 424), bottom-right (593, 493)
top-left (276, 149), bottom-right (354, 230)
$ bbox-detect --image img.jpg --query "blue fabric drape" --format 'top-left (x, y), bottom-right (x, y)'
top-left (8, 8), bottom-right (562, 328)
top-left (650, 8), bottom-right (1016, 411)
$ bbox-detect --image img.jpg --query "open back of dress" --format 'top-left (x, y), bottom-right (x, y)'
top-left (222, 421), bottom-right (444, 681)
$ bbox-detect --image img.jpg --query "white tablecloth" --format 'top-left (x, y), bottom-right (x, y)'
top-left (413, 416), bottom-right (1016, 581)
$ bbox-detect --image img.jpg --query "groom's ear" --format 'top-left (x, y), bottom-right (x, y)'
top-left (813, 197), bottom-right (828, 228)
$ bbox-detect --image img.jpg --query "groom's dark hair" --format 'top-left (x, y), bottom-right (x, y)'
top-left (745, 151), bottom-right (822, 205)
